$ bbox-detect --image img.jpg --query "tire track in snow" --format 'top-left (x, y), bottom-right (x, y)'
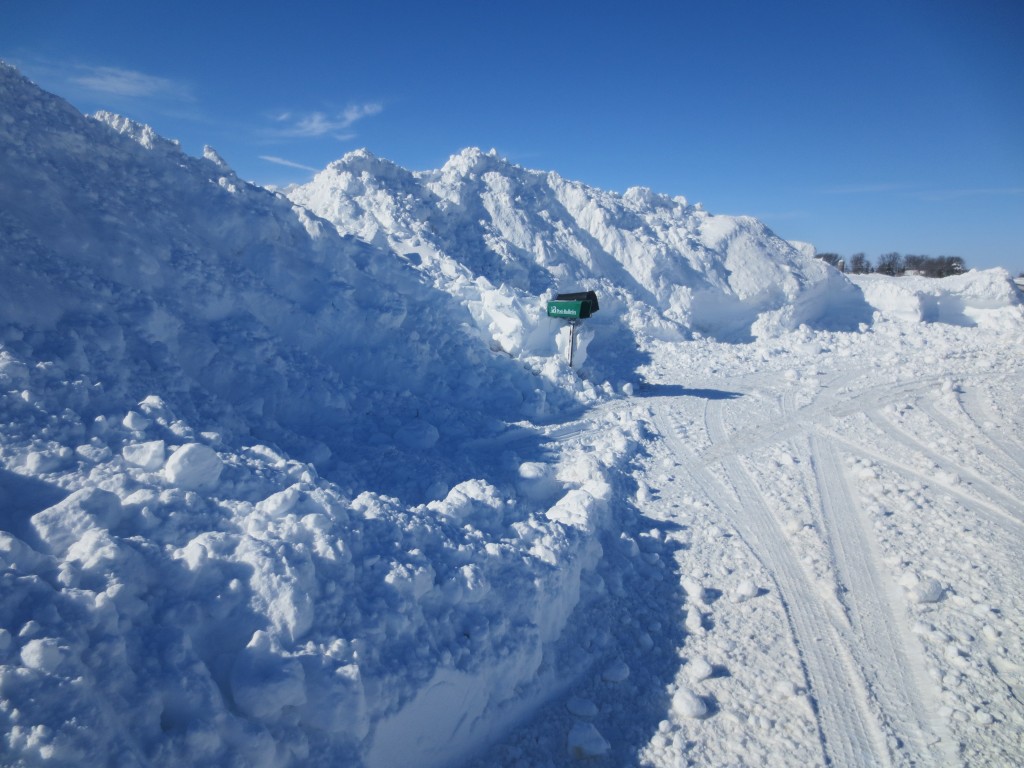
top-left (809, 434), bottom-right (952, 766)
top-left (913, 399), bottom-right (1024, 500)
top-left (863, 410), bottom-right (1024, 525)
top-left (957, 384), bottom-right (1024, 468)
top-left (822, 429), bottom-right (1024, 542)
top-left (698, 374), bottom-right (949, 468)
top-left (704, 399), bottom-right (888, 768)
top-left (653, 399), bottom-right (885, 768)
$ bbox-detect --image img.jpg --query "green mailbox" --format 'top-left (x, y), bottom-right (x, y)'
top-left (547, 300), bottom-right (592, 319)
top-left (546, 290), bottom-right (599, 367)
top-left (546, 291), bottom-right (599, 320)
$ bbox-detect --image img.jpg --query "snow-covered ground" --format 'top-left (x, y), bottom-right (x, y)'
top-left (479, 321), bottom-right (1024, 767)
top-left (2, 61), bottom-right (1023, 766)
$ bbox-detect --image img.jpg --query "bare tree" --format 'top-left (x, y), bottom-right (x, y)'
top-left (848, 253), bottom-right (870, 274)
top-left (876, 252), bottom-right (903, 276)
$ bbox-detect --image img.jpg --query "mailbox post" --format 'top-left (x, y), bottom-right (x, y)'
top-left (546, 291), bottom-right (599, 368)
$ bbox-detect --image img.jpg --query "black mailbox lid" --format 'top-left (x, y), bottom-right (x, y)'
top-left (554, 290), bottom-right (599, 313)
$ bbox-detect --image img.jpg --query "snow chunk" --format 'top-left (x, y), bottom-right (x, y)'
top-left (687, 656), bottom-right (714, 683)
top-left (20, 638), bottom-right (64, 673)
top-left (566, 696), bottom-right (599, 718)
top-left (517, 461), bottom-right (562, 502)
top-left (31, 488), bottom-right (123, 557)
top-left (734, 578), bottom-right (759, 602)
top-left (122, 440), bottom-right (165, 470)
top-left (164, 443), bottom-right (223, 489)
top-left (427, 479), bottom-right (505, 525)
top-left (672, 686), bottom-right (708, 718)
top-left (230, 631), bottom-right (306, 719)
top-left (545, 488), bottom-right (599, 533)
top-left (901, 573), bottom-right (946, 604)
top-left (567, 721), bottom-right (611, 759)
top-left (122, 410), bottom-right (151, 432)
top-left (602, 658), bottom-right (630, 682)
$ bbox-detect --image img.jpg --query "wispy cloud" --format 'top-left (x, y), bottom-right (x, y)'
top-left (272, 102), bottom-right (383, 140)
top-left (69, 65), bottom-right (193, 100)
top-left (259, 155), bottom-right (320, 172)
top-left (918, 187), bottom-right (1024, 202)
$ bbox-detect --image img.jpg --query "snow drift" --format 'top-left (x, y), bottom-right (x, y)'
top-left (288, 147), bottom-right (873, 354)
top-left (850, 269), bottom-right (1024, 330)
top-left (0, 62), bottom-right (634, 766)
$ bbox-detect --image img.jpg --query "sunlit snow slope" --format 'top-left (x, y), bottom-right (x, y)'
top-left (288, 147), bottom-right (872, 360)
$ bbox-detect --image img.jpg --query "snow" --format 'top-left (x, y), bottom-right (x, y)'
top-left (851, 269), bottom-right (1024, 329)
top-left (2, 60), bottom-right (1024, 767)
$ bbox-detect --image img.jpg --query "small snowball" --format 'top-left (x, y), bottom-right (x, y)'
top-left (914, 578), bottom-right (945, 604)
top-left (734, 579), bottom-right (759, 601)
top-left (672, 686), bottom-right (708, 718)
top-left (164, 443), bottom-right (223, 490)
top-left (688, 656), bottom-right (714, 682)
top-left (122, 410), bottom-right (151, 431)
top-left (902, 573), bottom-right (945, 604)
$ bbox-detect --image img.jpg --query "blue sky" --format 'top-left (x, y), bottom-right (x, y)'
top-left (4, 0), bottom-right (1022, 272)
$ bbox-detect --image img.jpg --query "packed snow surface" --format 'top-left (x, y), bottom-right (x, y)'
top-left (2, 62), bottom-right (1024, 766)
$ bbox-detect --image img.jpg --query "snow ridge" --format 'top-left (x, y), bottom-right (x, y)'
top-left (0, 62), bottom-right (626, 766)
top-left (289, 147), bottom-right (874, 352)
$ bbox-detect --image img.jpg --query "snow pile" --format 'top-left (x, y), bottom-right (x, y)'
top-left (289, 148), bottom-right (872, 358)
top-left (0, 62), bottom-right (635, 766)
top-left (4, 60), bottom-right (1024, 768)
top-left (850, 270), bottom-right (1024, 329)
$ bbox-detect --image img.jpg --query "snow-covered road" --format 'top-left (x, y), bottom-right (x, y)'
top-left (479, 323), bottom-right (1023, 767)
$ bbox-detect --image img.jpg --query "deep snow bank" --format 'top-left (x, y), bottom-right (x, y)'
top-left (289, 149), bottom-right (872, 356)
top-left (850, 270), bottom-right (1024, 330)
top-left (0, 62), bottom-right (637, 766)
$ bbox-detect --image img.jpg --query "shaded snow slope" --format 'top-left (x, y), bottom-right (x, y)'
top-left (0, 63), bottom-right (633, 766)
top-left (0, 64), bottom-right (579, 497)
top-left (288, 148), bottom-right (873, 361)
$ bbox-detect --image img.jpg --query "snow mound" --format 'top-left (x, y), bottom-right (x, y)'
top-left (289, 148), bottom-right (873, 361)
top-left (0, 62), bottom-right (635, 767)
top-left (849, 270), bottom-right (1024, 330)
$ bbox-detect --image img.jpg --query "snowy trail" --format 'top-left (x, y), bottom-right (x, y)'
top-left (808, 434), bottom-right (950, 766)
top-left (617, 328), bottom-right (1024, 768)
top-left (698, 398), bottom-right (885, 768)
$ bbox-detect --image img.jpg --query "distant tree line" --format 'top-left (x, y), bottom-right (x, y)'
top-left (815, 252), bottom-right (966, 277)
